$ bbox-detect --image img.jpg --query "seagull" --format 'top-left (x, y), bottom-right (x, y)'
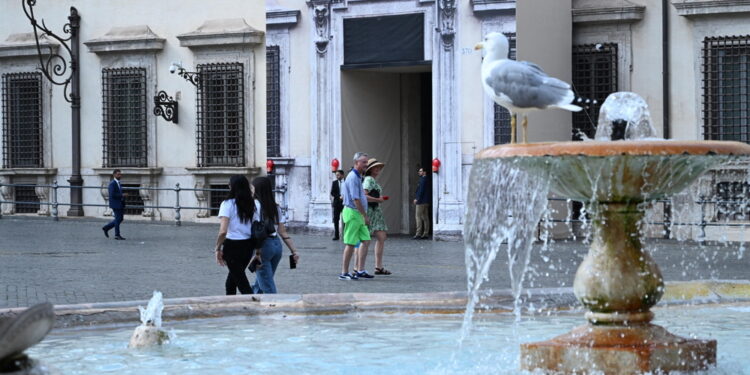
top-left (475, 32), bottom-right (582, 144)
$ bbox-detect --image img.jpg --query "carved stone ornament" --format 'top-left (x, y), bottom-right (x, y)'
top-left (438, 0), bottom-right (457, 50)
top-left (313, 4), bottom-right (331, 55)
top-left (0, 303), bottom-right (55, 374)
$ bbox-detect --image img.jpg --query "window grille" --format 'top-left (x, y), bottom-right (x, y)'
top-left (715, 181), bottom-right (750, 221)
top-left (121, 184), bottom-right (144, 216)
top-left (14, 185), bottom-right (39, 213)
top-left (267, 46), bottom-right (281, 157)
top-left (102, 68), bottom-right (147, 167)
top-left (196, 63), bottom-right (245, 167)
top-left (493, 33), bottom-right (516, 145)
top-left (210, 184), bottom-right (230, 216)
top-left (2, 72), bottom-right (43, 168)
top-left (572, 43), bottom-right (618, 140)
top-left (703, 35), bottom-right (750, 143)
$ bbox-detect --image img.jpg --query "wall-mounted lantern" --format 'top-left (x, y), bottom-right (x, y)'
top-left (432, 158), bottom-right (441, 173)
top-left (169, 61), bottom-right (200, 87)
top-left (266, 159), bottom-right (275, 174)
top-left (153, 90), bottom-right (178, 124)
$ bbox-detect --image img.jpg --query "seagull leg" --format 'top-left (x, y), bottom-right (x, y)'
top-left (522, 115), bottom-right (528, 144)
top-left (510, 114), bottom-right (517, 144)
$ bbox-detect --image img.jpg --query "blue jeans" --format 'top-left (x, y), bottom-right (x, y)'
top-left (103, 208), bottom-right (124, 236)
top-left (253, 236), bottom-right (282, 294)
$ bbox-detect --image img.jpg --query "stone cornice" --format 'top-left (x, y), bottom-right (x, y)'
top-left (0, 168), bottom-right (57, 176)
top-left (84, 25), bottom-right (165, 54)
top-left (672, 0), bottom-right (750, 17)
top-left (177, 19), bottom-right (264, 48)
top-left (573, 0), bottom-right (645, 24)
top-left (267, 9), bottom-right (301, 27)
top-left (471, 0), bottom-right (515, 15)
top-left (185, 167), bottom-right (261, 176)
top-left (0, 33), bottom-right (59, 59)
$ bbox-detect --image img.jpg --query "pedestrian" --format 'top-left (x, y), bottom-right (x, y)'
top-left (214, 175), bottom-right (257, 295)
top-left (102, 169), bottom-right (126, 240)
top-left (251, 176), bottom-right (300, 294)
top-left (330, 169), bottom-right (345, 240)
top-left (360, 158), bottom-right (390, 276)
top-left (339, 152), bottom-right (371, 280)
top-left (413, 167), bottom-right (431, 240)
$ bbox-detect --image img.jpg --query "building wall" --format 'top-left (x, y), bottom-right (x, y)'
top-left (0, 0), bottom-right (265, 222)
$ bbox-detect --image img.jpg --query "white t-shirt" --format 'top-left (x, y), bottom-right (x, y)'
top-left (218, 199), bottom-right (261, 240)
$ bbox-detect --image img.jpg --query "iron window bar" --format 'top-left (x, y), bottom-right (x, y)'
top-left (2, 72), bottom-right (44, 168)
top-left (702, 35), bottom-right (750, 143)
top-left (493, 33), bottom-right (516, 145)
top-left (571, 43), bottom-right (618, 141)
top-left (267, 45), bottom-right (282, 157)
top-left (101, 67), bottom-right (147, 168)
top-left (196, 62), bottom-right (245, 167)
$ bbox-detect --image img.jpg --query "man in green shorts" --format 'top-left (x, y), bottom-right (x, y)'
top-left (339, 152), bottom-right (371, 280)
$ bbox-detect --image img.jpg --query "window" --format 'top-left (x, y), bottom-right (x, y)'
top-left (2, 72), bottom-right (43, 168)
top-left (14, 185), bottom-right (40, 213)
top-left (703, 36), bottom-right (750, 143)
top-left (715, 181), bottom-right (750, 221)
top-left (102, 68), bottom-right (147, 167)
top-left (572, 43), bottom-right (618, 140)
top-left (209, 184), bottom-right (230, 216)
top-left (493, 33), bottom-right (516, 145)
top-left (122, 184), bottom-right (144, 216)
top-left (196, 63), bottom-right (245, 167)
top-left (267, 46), bottom-right (281, 157)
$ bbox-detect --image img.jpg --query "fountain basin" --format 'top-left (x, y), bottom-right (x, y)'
top-left (475, 140), bottom-right (750, 202)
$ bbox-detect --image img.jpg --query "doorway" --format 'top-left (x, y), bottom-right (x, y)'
top-left (340, 68), bottom-right (432, 234)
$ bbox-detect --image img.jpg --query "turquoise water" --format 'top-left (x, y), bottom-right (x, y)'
top-left (28, 304), bottom-right (750, 375)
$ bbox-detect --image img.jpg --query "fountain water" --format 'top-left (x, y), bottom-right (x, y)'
top-left (468, 92), bottom-right (750, 373)
top-left (128, 291), bottom-right (169, 349)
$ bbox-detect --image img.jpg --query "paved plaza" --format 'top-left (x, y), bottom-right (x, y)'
top-left (1, 216), bottom-right (749, 308)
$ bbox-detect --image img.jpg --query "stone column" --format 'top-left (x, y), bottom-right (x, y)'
top-left (433, 0), bottom-right (463, 236)
top-left (306, 0), bottom-right (336, 229)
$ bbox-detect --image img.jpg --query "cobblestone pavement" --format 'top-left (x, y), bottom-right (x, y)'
top-left (1, 217), bottom-right (749, 308)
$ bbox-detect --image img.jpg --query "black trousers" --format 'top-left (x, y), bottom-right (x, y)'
top-left (332, 205), bottom-right (343, 238)
top-left (222, 238), bottom-right (253, 295)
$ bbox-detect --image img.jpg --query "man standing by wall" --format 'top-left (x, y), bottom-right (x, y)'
top-left (102, 169), bottom-right (126, 240)
top-left (413, 167), bottom-right (431, 240)
top-left (330, 169), bottom-right (345, 240)
top-left (339, 153), bottom-right (370, 280)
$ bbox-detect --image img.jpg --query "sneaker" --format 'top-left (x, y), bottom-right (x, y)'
top-left (350, 272), bottom-right (359, 280)
top-left (356, 270), bottom-right (374, 279)
top-left (339, 273), bottom-right (354, 280)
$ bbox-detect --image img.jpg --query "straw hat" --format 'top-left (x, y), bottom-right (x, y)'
top-left (366, 158), bottom-right (385, 173)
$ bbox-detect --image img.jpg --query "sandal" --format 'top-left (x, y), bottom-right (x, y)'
top-left (374, 267), bottom-right (392, 275)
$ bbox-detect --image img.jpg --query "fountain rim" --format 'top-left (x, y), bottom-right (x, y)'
top-left (475, 140), bottom-right (750, 159)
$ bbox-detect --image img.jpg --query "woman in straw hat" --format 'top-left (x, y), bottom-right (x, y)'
top-left (357, 158), bottom-right (391, 276)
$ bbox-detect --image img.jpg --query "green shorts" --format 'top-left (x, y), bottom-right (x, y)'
top-left (342, 207), bottom-right (371, 246)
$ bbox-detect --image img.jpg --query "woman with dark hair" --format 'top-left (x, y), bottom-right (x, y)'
top-left (214, 175), bottom-right (259, 295)
top-left (251, 176), bottom-right (299, 293)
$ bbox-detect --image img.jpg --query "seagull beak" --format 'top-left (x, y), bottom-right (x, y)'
top-left (474, 42), bottom-right (484, 50)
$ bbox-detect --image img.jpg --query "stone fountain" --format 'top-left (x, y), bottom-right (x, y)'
top-left (471, 93), bottom-right (750, 373)
top-left (0, 303), bottom-right (55, 375)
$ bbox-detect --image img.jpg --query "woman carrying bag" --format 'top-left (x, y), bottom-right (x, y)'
top-left (251, 176), bottom-right (300, 294)
top-left (214, 175), bottom-right (260, 295)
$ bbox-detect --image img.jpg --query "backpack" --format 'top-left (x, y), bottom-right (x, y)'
top-left (251, 208), bottom-right (276, 249)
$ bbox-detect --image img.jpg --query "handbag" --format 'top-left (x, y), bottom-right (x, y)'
top-left (250, 209), bottom-right (276, 249)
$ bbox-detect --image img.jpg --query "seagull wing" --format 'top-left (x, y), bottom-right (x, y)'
top-left (485, 60), bottom-right (577, 110)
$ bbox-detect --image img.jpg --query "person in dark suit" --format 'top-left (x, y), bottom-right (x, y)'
top-left (102, 169), bottom-right (126, 240)
top-left (330, 169), bottom-right (345, 240)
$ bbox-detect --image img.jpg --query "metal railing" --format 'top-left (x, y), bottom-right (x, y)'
top-left (0, 181), bottom-right (288, 226)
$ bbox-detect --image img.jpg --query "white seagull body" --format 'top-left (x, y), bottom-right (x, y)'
top-left (476, 32), bottom-right (582, 143)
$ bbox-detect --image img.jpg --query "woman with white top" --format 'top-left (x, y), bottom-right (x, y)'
top-left (214, 175), bottom-right (259, 295)
top-left (251, 176), bottom-right (299, 294)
